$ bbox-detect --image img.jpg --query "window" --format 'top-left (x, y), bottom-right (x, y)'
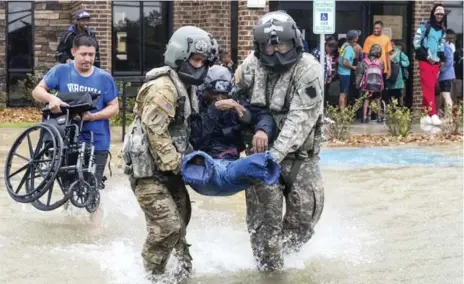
top-left (445, 2), bottom-right (463, 50)
top-left (6, 1), bottom-right (34, 106)
top-left (112, 1), bottom-right (171, 75)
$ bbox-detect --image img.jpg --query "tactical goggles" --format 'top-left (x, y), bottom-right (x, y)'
top-left (205, 79), bottom-right (233, 93)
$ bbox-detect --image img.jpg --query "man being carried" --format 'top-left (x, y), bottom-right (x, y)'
top-left (183, 65), bottom-right (279, 196)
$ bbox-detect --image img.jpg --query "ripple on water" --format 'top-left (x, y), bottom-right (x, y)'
top-left (0, 143), bottom-right (462, 284)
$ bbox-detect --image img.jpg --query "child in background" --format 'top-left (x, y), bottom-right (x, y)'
top-left (438, 29), bottom-right (456, 120)
top-left (356, 44), bottom-right (385, 123)
top-left (385, 40), bottom-right (410, 105)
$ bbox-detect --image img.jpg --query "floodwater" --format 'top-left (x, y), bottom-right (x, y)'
top-left (0, 127), bottom-right (463, 284)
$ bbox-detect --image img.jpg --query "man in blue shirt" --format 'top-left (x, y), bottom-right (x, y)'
top-left (337, 30), bottom-right (358, 109)
top-left (32, 34), bottom-right (119, 190)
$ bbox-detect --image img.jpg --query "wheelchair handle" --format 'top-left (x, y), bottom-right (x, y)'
top-left (41, 104), bottom-right (70, 114)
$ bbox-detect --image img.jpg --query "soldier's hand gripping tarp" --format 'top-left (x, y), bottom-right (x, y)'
top-left (181, 150), bottom-right (281, 196)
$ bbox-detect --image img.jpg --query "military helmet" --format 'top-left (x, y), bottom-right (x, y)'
top-left (203, 65), bottom-right (233, 94)
top-left (164, 26), bottom-right (217, 85)
top-left (253, 11), bottom-right (303, 71)
top-left (208, 37), bottom-right (220, 64)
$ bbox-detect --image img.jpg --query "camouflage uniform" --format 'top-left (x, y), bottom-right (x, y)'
top-left (124, 25), bottom-right (217, 277)
top-left (130, 66), bottom-right (199, 276)
top-left (235, 51), bottom-right (325, 271)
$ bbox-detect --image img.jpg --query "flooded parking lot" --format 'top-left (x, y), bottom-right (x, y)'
top-left (0, 127), bottom-right (462, 284)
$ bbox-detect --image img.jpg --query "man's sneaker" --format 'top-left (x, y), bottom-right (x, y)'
top-left (431, 114), bottom-right (442, 126)
top-left (420, 115), bottom-right (432, 125)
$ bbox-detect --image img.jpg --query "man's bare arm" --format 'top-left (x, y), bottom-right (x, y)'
top-left (86, 98), bottom-right (119, 121)
top-left (32, 79), bottom-right (56, 103)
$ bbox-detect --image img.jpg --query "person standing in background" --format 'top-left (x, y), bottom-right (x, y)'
top-left (56, 10), bottom-right (101, 68)
top-left (385, 40), bottom-right (410, 106)
top-left (438, 29), bottom-right (456, 120)
top-left (310, 36), bottom-right (338, 86)
top-left (363, 21), bottom-right (393, 80)
top-left (452, 47), bottom-right (463, 104)
top-left (413, 4), bottom-right (446, 126)
top-left (337, 30), bottom-right (359, 109)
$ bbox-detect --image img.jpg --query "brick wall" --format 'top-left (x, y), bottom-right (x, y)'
top-left (411, 1), bottom-right (443, 110)
top-left (71, 1), bottom-right (112, 72)
top-left (173, 1), bottom-right (231, 54)
top-left (0, 2), bottom-right (6, 107)
top-left (34, 1), bottom-right (72, 71)
top-left (237, 0), bottom-right (269, 63)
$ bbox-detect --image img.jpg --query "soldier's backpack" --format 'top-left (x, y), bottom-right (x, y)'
top-left (360, 57), bottom-right (384, 93)
top-left (121, 117), bottom-right (155, 179)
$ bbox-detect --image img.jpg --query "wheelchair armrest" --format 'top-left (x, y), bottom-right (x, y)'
top-left (42, 103), bottom-right (96, 115)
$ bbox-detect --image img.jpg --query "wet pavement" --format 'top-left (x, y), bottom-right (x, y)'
top-left (0, 127), bottom-right (462, 284)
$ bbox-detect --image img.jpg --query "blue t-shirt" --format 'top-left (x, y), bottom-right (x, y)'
top-left (338, 43), bottom-right (355, 76)
top-left (43, 63), bottom-right (119, 151)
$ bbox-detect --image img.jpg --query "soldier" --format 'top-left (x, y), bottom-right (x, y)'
top-left (233, 11), bottom-right (325, 271)
top-left (127, 26), bottom-right (217, 278)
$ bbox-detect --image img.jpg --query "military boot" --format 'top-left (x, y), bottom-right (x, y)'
top-left (173, 241), bottom-right (193, 279)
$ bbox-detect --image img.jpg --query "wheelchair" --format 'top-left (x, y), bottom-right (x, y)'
top-left (4, 91), bottom-right (102, 213)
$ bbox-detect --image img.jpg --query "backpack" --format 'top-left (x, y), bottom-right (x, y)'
top-left (414, 23), bottom-right (444, 61)
top-left (360, 58), bottom-right (384, 92)
top-left (389, 61), bottom-right (400, 83)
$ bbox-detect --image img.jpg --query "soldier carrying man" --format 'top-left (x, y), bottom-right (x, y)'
top-left (233, 11), bottom-right (325, 271)
top-left (122, 26), bottom-right (217, 279)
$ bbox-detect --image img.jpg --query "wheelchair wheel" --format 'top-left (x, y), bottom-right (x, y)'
top-left (70, 171), bottom-right (97, 208)
top-left (29, 176), bottom-right (72, 211)
top-left (27, 124), bottom-right (69, 211)
top-left (4, 123), bottom-right (63, 203)
top-left (85, 189), bottom-right (100, 213)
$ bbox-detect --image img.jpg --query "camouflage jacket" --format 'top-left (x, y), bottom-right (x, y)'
top-left (133, 66), bottom-right (198, 173)
top-left (233, 53), bottom-right (324, 163)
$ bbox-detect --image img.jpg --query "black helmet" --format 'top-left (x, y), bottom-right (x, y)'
top-left (253, 11), bottom-right (303, 72)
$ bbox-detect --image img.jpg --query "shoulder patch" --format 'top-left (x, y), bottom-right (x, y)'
top-left (305, 86), bottom-right (317, 98)
top-left (154, 94), bottom-right (175, 116)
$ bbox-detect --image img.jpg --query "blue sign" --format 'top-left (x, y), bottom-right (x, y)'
top-left (320, 13), bottom-right (328, 21)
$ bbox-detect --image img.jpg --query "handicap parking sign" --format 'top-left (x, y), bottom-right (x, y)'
top-left (313, 0), bottom-right (335, 34)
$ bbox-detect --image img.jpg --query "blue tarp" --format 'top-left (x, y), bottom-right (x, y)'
top-left (181, 151), bottom-right (281, 196)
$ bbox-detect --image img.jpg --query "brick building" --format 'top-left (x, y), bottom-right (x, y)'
top-left (0, 0), bottom-right (462, 108)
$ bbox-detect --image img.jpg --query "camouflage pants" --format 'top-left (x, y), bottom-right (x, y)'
top-left (132, 174), bottom-right (192, 276)
top-left (245, 154), bottom-right (324, 271)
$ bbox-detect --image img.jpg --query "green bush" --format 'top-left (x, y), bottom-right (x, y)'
top-left (13, 69), bottom-right (53, 109)
top-left (325, 96), bottom-right (364, 141)
top-left (111, 80), bottom-right (135, 126)
top-left (371, 99), bottom-right (416, 137)
top-left (443, 103), bottom-right (463, 135)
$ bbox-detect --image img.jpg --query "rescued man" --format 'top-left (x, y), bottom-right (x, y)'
top-left (233, 11), bottom-right (325, 271)
top-left (127, 26), bottom-right (216, 278)
top-left (32, 33), bottom-right (119, 193)
top-left (190, 65), bottom-right (275, 160)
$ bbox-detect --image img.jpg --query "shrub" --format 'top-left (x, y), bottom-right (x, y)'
top-left (324, 96), bottom-right (364, 141)
top-left (371, 99), bottom-right (417, 137)
top-left (443, 103), bottom-right (463, 135)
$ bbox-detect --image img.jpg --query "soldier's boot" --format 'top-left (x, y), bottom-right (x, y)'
top-left (254, 247), bottom-right (284, 272)
top-left (282, 227), bottom-right (314, 254)
top-left (142, 245), bottom-right (171, 276)
top-left (173, 241), bottom-right (193, 279)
